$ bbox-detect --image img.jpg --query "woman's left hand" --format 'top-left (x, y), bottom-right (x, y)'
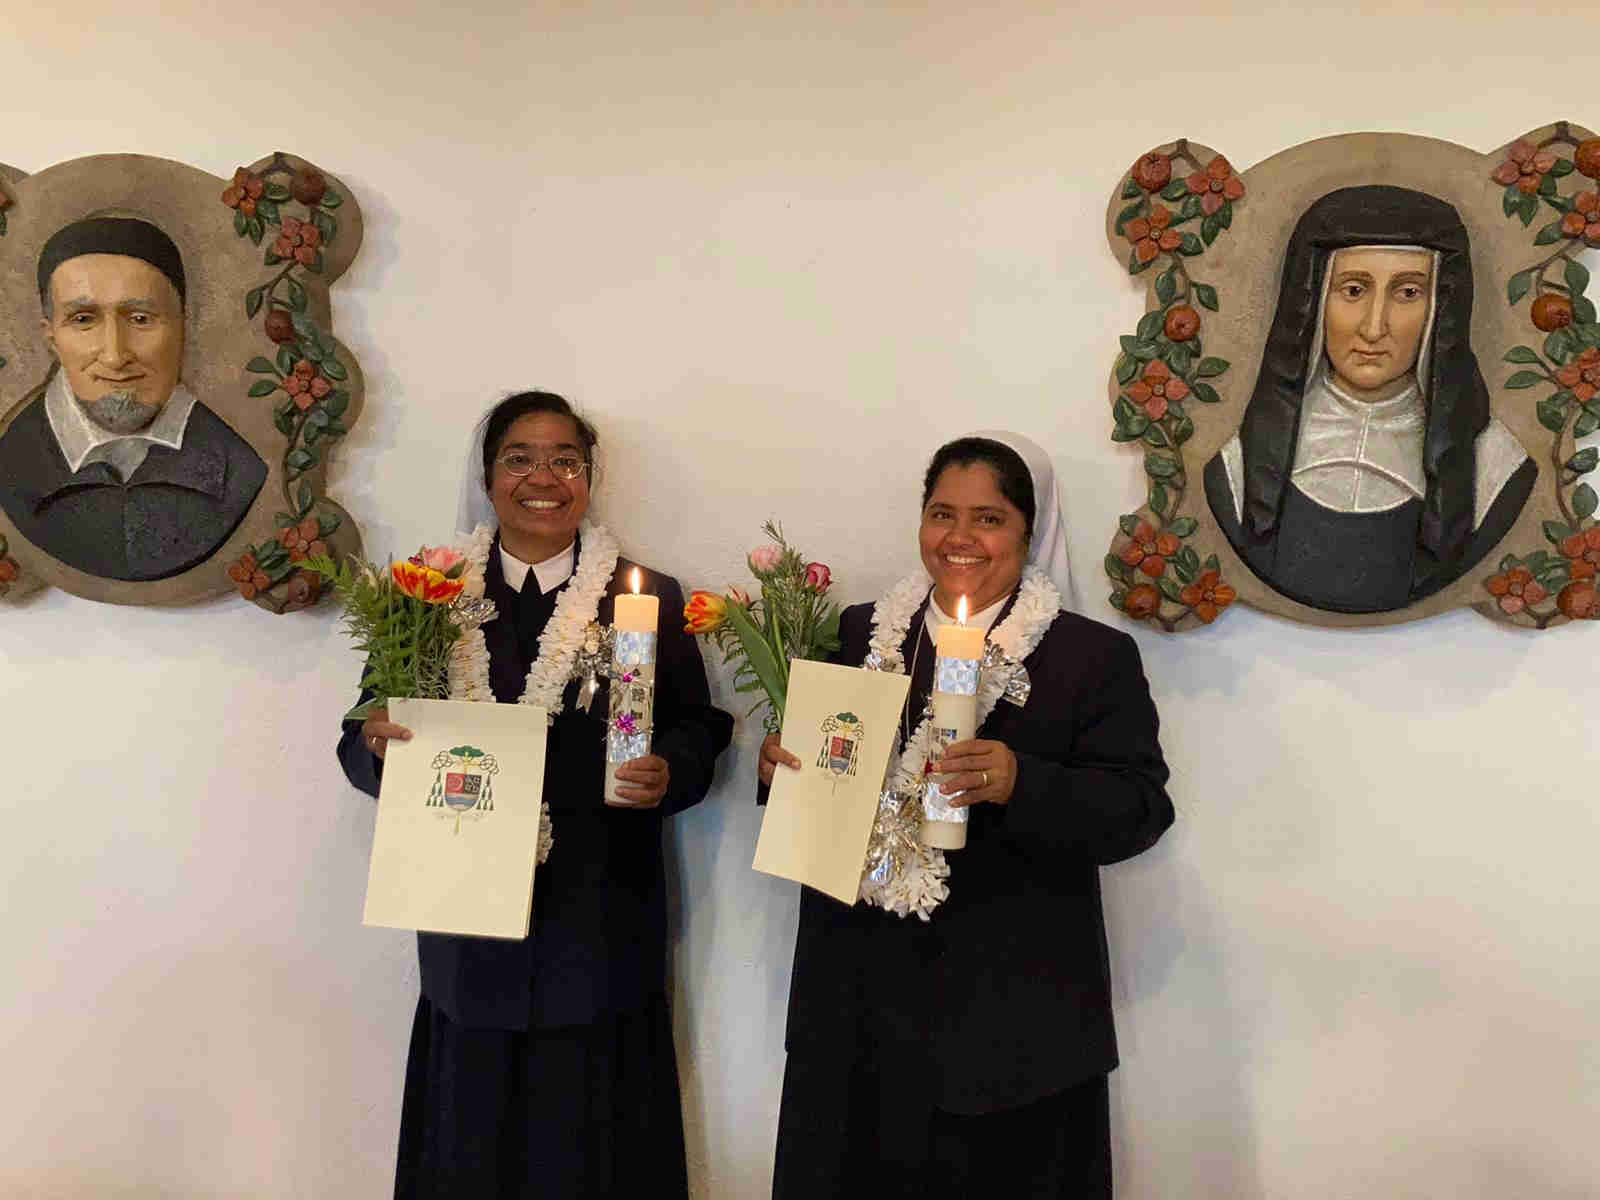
top-left (612, 754), bottom-right (670, 807)
top-left (937, 738), bottom-right (1017, 807)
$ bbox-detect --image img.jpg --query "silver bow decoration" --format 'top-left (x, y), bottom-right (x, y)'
top-left (863, 788), bottom-right (924, 888)
top-left (982, 642), bottom-right (1031, 707)
top-left (571, 621), bottom-right (616, 713)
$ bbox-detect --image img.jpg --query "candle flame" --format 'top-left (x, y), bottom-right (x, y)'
top-left (630, 567), bottom-right (642, 595)
top-left (957, 594), bottom-right (969, 624)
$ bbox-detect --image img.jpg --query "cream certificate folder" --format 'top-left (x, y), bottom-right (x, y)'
top-left (364, 697), bottom-right (550, 939)
top-left (753, 660), bottom-right (911, 904)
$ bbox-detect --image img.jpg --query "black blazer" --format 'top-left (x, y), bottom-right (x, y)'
top-left (338, 535), bottom-right (732, 1030)
top-left (0, 392), bottom-right (266, 581)
top-left (768, 594), bottom-right (1173, 1114)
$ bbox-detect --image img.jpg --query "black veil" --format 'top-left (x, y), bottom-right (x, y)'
top-left (1237, 185), bottom-right (1488, 573)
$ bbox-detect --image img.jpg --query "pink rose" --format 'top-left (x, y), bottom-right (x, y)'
top-left (727, 585), bottom-right (752, 608)
top-left (420, 545), bottom-right (468, 579)
top-left (747, 544), bottom-right (782, 574)
top-left (803, 562), bottom-right (832, 593)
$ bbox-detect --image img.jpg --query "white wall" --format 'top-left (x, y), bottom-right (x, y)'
top-left (3, 4), bottom-right (1597, 1196)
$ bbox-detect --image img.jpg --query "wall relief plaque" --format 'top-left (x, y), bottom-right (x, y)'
top-left (1102, 124), bottom-right (1600, 631)
top-left (0, 152), bottom-right (363, 612)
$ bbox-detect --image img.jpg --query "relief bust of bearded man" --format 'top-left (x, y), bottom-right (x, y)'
top-left (1204, 186), bottom-right (1538, 614)
top-left (0, 217), bottom-right (266, 582)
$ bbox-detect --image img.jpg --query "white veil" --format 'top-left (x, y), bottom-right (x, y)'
top-left (455, 404), bottom-right (498, 538)
top-left (970, 429), bottom-right (1078, 612)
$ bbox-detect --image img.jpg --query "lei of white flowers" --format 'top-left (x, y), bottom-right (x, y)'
top-left (858, 565), bottom-right (1061, 920)
top-left (444, 519), bottom-right (620, 865)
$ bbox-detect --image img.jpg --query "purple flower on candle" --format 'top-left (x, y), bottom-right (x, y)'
top-left (614, 713), bottom-right (638, 735)
top-left (620, 670), bottom-right (636, 683)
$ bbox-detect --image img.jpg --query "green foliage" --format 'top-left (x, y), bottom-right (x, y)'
top-left (304, 553), bottom-right (463, 720)
top-left (698, 521), bottom-right (843, 731)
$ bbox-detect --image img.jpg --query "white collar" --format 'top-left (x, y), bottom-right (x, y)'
top-left (923, 590), bottom-right (1008, 637)
top-left (499, 538), bottom-right (576, 595)
top-left (44, 370), bottom-right (197, 481)
top-left (1290, 370), bottom-right (1427, 513)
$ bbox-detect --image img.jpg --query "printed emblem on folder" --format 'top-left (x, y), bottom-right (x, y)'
top-left (816, 711), bottom-right (863, 785)
top-left (427, 745), bottom-right (499, 833)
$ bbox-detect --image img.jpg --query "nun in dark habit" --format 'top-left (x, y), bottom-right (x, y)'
top-left (1203, 185), bottom-right (1537, 614)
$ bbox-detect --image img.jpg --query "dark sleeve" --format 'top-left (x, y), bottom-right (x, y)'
top-left (335, 681), bottom-right (383, 800)
top-left (1002, 625), bottom-right (1174, 865)
top-left (755, 601), bottom-right (872, 807)
top-left (650, 573), bottom-right (734, 817)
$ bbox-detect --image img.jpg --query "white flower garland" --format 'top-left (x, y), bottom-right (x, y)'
top-left (446, 519), bottom-right (622, 866)
top-left (858, 565), bottom-right (1061, 920)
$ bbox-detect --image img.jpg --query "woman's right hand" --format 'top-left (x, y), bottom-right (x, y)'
top-left (758, 733), bottom-right (802, 786)
top-left (361, 707), bottom-right (413, 760)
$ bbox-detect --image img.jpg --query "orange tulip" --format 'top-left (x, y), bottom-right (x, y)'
top-left (392, 558), bottom-right (465, 605)
top-left (684, 589), bottom-right (728, 634)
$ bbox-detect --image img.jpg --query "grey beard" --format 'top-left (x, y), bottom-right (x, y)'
top-left (80, 390), bottom-right (160, 434)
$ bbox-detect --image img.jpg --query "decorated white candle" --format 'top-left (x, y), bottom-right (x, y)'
top-left (922, 594), bottom-right (979, 849)
top-left (604, 568), bottom-right (660, 806)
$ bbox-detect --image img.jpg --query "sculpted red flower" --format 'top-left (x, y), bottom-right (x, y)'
top-left (283, 569), bottom-right (322, 611)
top-left (282, 359), bottom-right (332, 411)
top-left (0, 555), bottom-right (19, 592)
top-left (1557, 580), bottom-right (1600, 619)
top-left (1558, 526), bottom-right (1600, 581)
top-left (1131, 153), bottom-right (1172, 193)
top-left (1123, 583), bottom-right (1161, 619)
top-left (1484, 566), bottom-right (1547, 614)
top-left (1556, 347), bottom-right (1600, 403)
top-left (1560, 191), bottom-right (1600, 247)
top-left (1163, 305), bottom-right (1200, 341)
top-left (290, 168), bottom-right (327, 206)
top-left (1185, 155), bottom-right (1245, 216)
top-left (221, 167), bottom-right (265, 217)
top-left (1178, 569), bottom-right (1236, 623)
top-left (1125, 359), bottom-right (1189, 421)
top-left (1119, 521), bottom-right (1181, 579)
top-left (1124, 204), bottom-right (1182, 264)
top-left (272, 215), bottom-right (323, 266)
top-left (1492, 139), bottom-right (1559, 195)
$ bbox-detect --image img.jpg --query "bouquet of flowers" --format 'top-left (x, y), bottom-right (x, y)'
top-left (307, 542), bottom-right (488, 720)
top-left (683, 521), bottom-right (841, 730)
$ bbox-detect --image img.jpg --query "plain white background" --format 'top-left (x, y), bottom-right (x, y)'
top-left (2, 4), bottom-right (1596, 1196)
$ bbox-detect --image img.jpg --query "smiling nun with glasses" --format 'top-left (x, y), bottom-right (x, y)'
top-left (336, 390), bottom-right (732, 1199)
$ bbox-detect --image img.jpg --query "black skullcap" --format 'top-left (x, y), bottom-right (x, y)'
top-left (37, 217), bottom-right (186, 306)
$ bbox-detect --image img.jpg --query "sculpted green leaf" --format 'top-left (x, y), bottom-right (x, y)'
top-left (1576, 484), bottom-right (1599, 520)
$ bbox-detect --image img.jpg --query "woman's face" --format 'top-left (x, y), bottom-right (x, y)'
top-left (1323, 246), bottom-right (1433, 398)
top-left (919, 461), bottom-right (1029, 614)
top-left (488, 411), bottom-right (591, 562)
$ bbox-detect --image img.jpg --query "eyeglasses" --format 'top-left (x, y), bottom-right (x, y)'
top-left (494, 450), bottom-right (591, 480)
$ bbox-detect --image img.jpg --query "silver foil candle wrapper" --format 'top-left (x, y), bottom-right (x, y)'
top-left (604, 630), bottom-right (657, 803)
top-left (921, 652), bottom-right (978, 847)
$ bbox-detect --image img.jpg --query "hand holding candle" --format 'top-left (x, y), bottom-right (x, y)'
top-left (605, 568), bottom-right (660, 806)
top-left (922, 594), bottom-right (980, 849)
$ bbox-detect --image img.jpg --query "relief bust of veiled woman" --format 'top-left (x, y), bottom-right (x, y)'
top-left (1203, 185), bottom-right (1538, 614)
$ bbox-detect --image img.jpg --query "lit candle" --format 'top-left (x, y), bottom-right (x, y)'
top-left (923, 593), bottom-right (979, 850)
top-left (604, 568), bottom-right (660, 806)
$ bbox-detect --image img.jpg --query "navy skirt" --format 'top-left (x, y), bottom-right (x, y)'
top-left (773, 1022), bottom-right (1110, 1199)
top-left (394, 993), bottom-right (687, 1199)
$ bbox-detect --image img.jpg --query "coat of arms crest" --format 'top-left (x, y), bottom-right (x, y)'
top-left (427, 744), bottom-right (499, 833)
